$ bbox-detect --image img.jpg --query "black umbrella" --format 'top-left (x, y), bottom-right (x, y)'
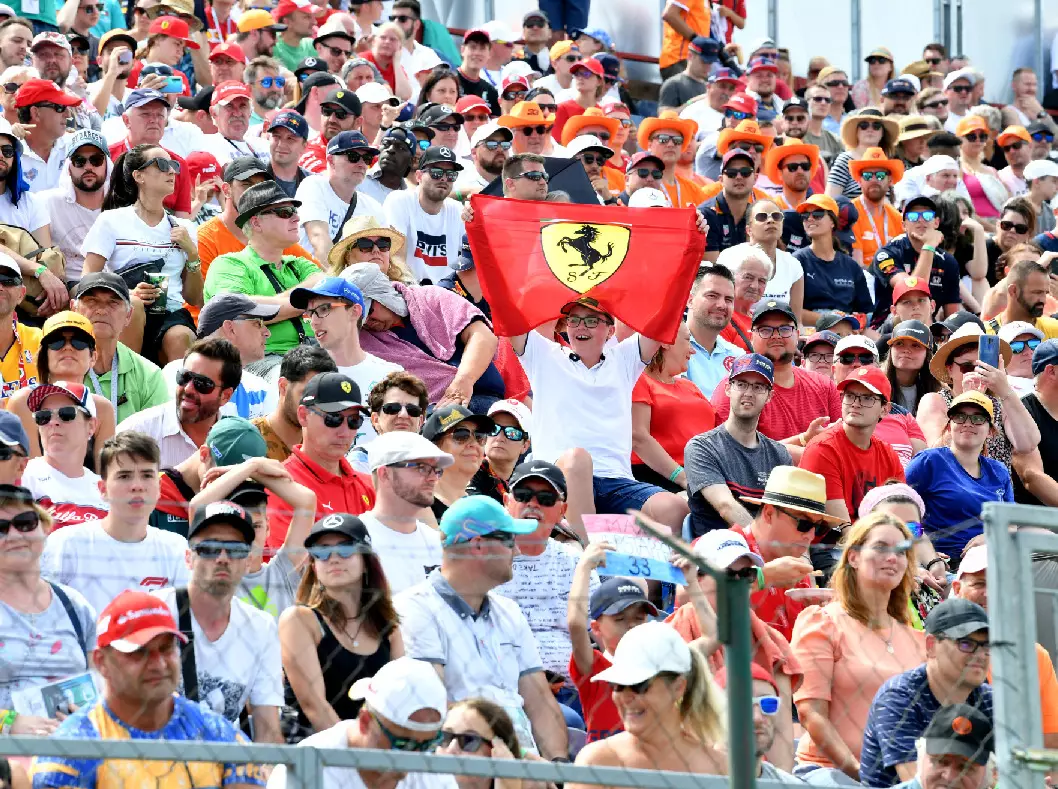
top-left (480, 156), bottom-right (599, 205)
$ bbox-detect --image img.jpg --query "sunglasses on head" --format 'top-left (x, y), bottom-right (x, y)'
top-left (857, 121), bottom-right (884, 131)
top-left (380, 401), bottom-right (423, 417)
top-left (480, 139), bottom-right (511, 151)
top-left (308, 542), bottom-right (361, 561)
top-left (46, 335), bottom-right (92, 352)
top-left (70, 152), bottom-right (105, 168)
top-left (513, 487), bottom-right (559, 506)
top-left (137, 156), bottom-right (181, 174)
top-left (1002, 141), bottom-right (1026, 152)
top-left (1000, 219), bottom-right (1029, 234)
top-left (634, 167), bottom-right (663, 179)
top-left (353, 237), bottom-right (392, 252)
top-left (176, 369), bottom-right (217, 394)
top-left (725, 109), bottom-right (751, 121)
top-left (0, 511), bottom-right (39, 536)
top-left (438, 731), bottom-right (488, 752)
top-left (963, 132), bottom-right (988, 143)
top-left (432, 122), bottom-right (463, 132)
top-left (1010, 338), bottom-right (1042, 354)
top-left (321, 106), bottom-right (351, 119)
top-left (426, 167), bottom-right (459, 182)
top-left (949, 84), bottom-right (973, 93)
top-left (33, 406), bottom-right (86, 426)
top-left (783, 161), bottom-right (812, 172)
top-left (905, 209), bottom-right (936, 222)
top-left (754, 211), bottom-right (784, 223)
top-left (519, 125), bottom-right (553, 136)
top-left (191, 540), bottom-right (251, 560)
top-left (1033, 132), bottom-right (1055, 142)
top-left (448, 425), bottom-right (500, 444)
top-left (309, 406), bottom-right (363, 430)
top-left (651, 133), bottom-right (684, 146)
top-left (258, 75), bottom-right (286, 89)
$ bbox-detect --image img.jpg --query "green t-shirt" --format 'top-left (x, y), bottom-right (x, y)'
top-left (11, 0), bottom-right (57, 26)
top-left (272, 37), bottom-right (318, 73)
top-left (204, 245), bottom-right (320, 354)
top-left (84, 342), bottom-right (171, 424)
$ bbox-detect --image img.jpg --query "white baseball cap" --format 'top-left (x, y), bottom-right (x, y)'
top-left (957, 545), bottom-right (987, 577)
top-left (355, 82), bottom-right (400, 107)
top-left (1025, 159), bottom-right (1058, 181)
top-left (367, 431), bottom-right (454, 472)
top-left (566, 134), bottom-right (614, 159)
top-left (470, 120), bottom-right (514, 148)
top-left (487, 398), bottom-right (533, 434)
top-left (412, 46), bottom-right (443, 74)
top-left (693, 529), bottom-right (764, 569)
top-left (348, 656), bottom-right (448, 732)
top-left (628, 187), bottom-right (671, 208)
top-left (591, 621), bottom-right (692, 686)
top-left (943, 67), bottom-right (976, 90)
top-left (997, 320), bottom-right (1044, 344)
top-left (922, 154), bottom-right (959, 177)
top-left (501, 60), bottom-right (538, 82)
top-left (834, 334), bottom-right (879, 359)
top-left (481, 19), bottom-right (519, 44)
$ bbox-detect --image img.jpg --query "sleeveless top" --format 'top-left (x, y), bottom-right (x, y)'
top-left (940, 388), bottom-right (1011, 468)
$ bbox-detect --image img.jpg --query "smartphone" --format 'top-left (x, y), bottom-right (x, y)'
top-left (978, 334), bottom-right (1000, 369)
top-left (118, 50), bottom-right (132, 65)
top-left (1050, 257), bottom-right (1058, 277)
top-left (160, 75), bottom-right (183, 94)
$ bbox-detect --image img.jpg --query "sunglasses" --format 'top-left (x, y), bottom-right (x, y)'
top-left (754, 211), bottom-right (784, 223)
top-left (783, 161), bottom-right (812, 172)
top-left (905, 210), bottom-right (936, 222)
top-left (651, 133), bottom-right (684, 146)
top-left (309, 406), bottom-right (364, 430)
top-left (519, 125), bottom-right (553, 136)
top-left (138, 157), bottom-right (181, 174)
top-left (786, 510), bottom-right (831, 537)
top-left (512, 170), bottom-right (548, 182)
top-left (426, 167), bottom-right (459, 182)
top-left (258, 76), bottom-right (286, 89)
top-left (0, 145), bottom-right (14, 159)
top-left (70, 152), bottom-right (106, 168)
top-left (308, 543), bottom-right (361, 561)
top-left (389, 12), bottom-right (416, 22)
top-left (950, 411), bottom-right (989, 425)
top-left (79, 3), bottom-right (103, 10)
top-left (536, 103), bottom-right (558, 113)
top-left (857, 121), bottom-right (884, 131)
top-left (380, 402), bottom-right (424, 417)
top-left (480, 140), bottom-right (511, 151)
top-left (33, 406), bottom-right (87, 426)
top-left (824, 80), bottom-right (850, 88)
top-left (754, 695), bottom-right (780, 716)
top-left (464, 113), bottom-right (491, 124)
top-left (415, 139), bottom-right (431, 150)
top-left (861, 170), bottom-right (890, 181)
top-left (724, 166), bottom-right (755, 178)
top-left (837, 352), bottom-right (876, 365)
top-left (524, 19), bottom-right (547, 29)
top-left (866, 56), bottom-right (890, 65)
top-left (732, 141), bottom-right (766, 154)
top-left (448, 426), bottom-right (500, 445)
top-left (1002, 141), bottom-right (1026, 152)
top-left (1000, 220), bottom-right (1030, 234)
top-left (343, 151), bottom-right (376, 165)
top-left (36, 102), bottom-right (70, 114)
top-left (633, 167), bottom-right (663, 179)
top-left (438, 731), bottom-right (488, 752)
top-left (725, 109), bottom-right (751, 121)
top-left (259, 205), bottom-right (297, 220)
top-left (353, 237), bottom-right (392, 252)
top-left (0, 511), bottom-right (39, 536)
top-left (923, 99), bottom-right (949, 109)
top-left (513, 487), bottom-right (559, 506)
top-left (579, 153), bottom-right (607, 166)
top-left (963, 132), bottom-right (988, 143)
top-left (71, 45), bottom-right (89, 55)
top-left (609, 677), bottom-right (657, 695)
top-left (191, 540), bottom-right (251, 560)
top-left (1010, 338), bottom-right (1042, 354)
top-left (46, 336), bottom-right (92, 352)
top-left (304, 302), bottom-right (350, 320)
top-left (566, 314), bottom-right (608, 328)
top-left (2, 83), bottom-right (18, 94)
top-left (502, 90), bottom-right (527, 101)
top-left (388, 460), bottom-right (442, 478)
top-left (495, 426), bottom-right (528, 441)
top-left (809, 95), bottom-right (832, 103)
top-left (321, 106), bottom-right (352, 119)
top-left (432, 122), bottom-right (463, 132)
top-left (925, 57), bottom-right (943, 65)
top-left (1033, 132), bottom-right (1055, 142)
top-left (804, 209), bottom-right (830, 220)
top-left (951, 361), bottom-right (978, 374)
top-left (949, 84), bottom-right (973, 94)
top-left (176, 369), bottom-right (217, 394)
top-left (323, 44), bottom-right (351, 57)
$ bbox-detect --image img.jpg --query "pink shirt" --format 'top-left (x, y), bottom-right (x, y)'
top-left (710, 366), bottom-right (842, 441)
top-left (963, 172), bottom-right (1000, 218)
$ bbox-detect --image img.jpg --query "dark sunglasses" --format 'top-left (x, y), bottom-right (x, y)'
top-left (481, 140), bottom-right (511, 151)
top-left (519, 125), bottom-right (552, 136)
top-left (905, 210), bottom-right (936, 222)
top-left (2, 82), bottom-right (19, 94)
top-left (308, 543), bottom-right (361, 561)
top-left (502, 90), bottom-right (527, 101)
top-left (857, 121), bottom-right (884, 131)
top-left (1000, 220), bottom-right (1030, 234)
top-left (448, 426), bottom-right (500, 444)
top-left (724, 166), bottom-right (754, 178)
top-left (0, 446), bottom-right (25, 462)
top-left (866, 56), bottom-right (890, 65)
top-left (33, 406), bottom-right (86, 426)
top-left (70, 153), bottom-right (106, 168)
top-left (633, 167), bottom-right (663, 179)
top-left (837, 352), bottom-right (875, 365)
top-left (805, 209), bottom-right (830, 220)
top-left (321, 106), bottom-right (352, 119)
top-left (651, 133), bottom-right (684, 146)
top-left (480, 530), bottom-right (517, 547)
top-left (191, 540), bottom-right (251, 560)
top-left (496, 426), bottom-right (528, 441)
top-left (260, 205), bottom-right (298, 220)
top-left (438, 731), bottom-right (488, 752)
top-left (46, 336), bottom-right (92, 352)
top-left (809, 95), bottom-right (832, 103)
top-left (579, 153), bottom-right (607, 165)
top-left (512, 487), bottom-right (559, 506)
top-left (824, 80), bottom-right (850, 88)
top-left (36, 102), bottom-right (70, 114)
top-left (561, 55), bottom-right (579, 63)
top-left (923, 100), bottom-right (949, 109)
top-left (536, 103), bottom-right (558, 113)
top-left (389, 13), bottom-right (416, 22)
top-left (432, 122), bottom-right (463, 132)
top-left (0, 511), bottom-right (39, 536)
top-left (0, 144), bottom-right (17, 159)
top-left (725, 109), bottom-right (751, 121)
top-left (732, 141), bottom-right (765, 154)
top-left (784, 161), bottom-right (812, 172)
top-left (1002, 141), bottom-right (1026, 152)
top-left (353, 237), bottom-right (392, 252)
top-left (789, 512), bottom-right (831, 537)
top-left (176, 369), bottom-right (217, 394)
top-left (925, 57), bottom-right (943, 65)
top-left (343, 151), bottom-right (376, 165)
top-left (1010, 338), bottom-right (1042, 354)
top-left (524, 19), bottom-right (547, 28)
top-left (951, 361), bottom-right (978, 374)
top-left (1033, 132), bottom-right (1055, 142)
top-left (949, 84), bottom-right (973, 94)
top-left (380, 402), bottom-right (423, 417)
top-left (754, 211), bottom-right (784, 223)
top-left (464, 113), bottom-right (491, 124)
top-left (512, 170), bottom-right (548, 182)
top-left (138, 156), bottom-right (181, 174)
top-left (309, 406), bottom-right (363, 430)
top-left (323, 44), bottom-right (351, 57)
top-left (426, 167), bottom-right (459, 182)
top-left (609, 677), bottom-right (657, 695)
top-left (963, 132), bottom-right (988, 143)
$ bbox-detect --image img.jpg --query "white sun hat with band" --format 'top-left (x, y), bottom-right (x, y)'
top-left (739, 465), bottom-right (846, 525)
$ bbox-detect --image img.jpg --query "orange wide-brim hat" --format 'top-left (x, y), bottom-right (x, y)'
top-left (848, 146), bottom-right (905, 183)
top-left (497, 100), bottom-right (556, 129)
top-left (717, 119), bottom-right (774, 156)
top-left (763, 142), bottom-right (820, 184)
top-left (561, 107), bottom-right (621, 146)
top-left (636, 110), bottom-right (697, 153)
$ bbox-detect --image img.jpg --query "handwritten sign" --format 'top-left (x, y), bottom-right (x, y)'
top-left (584, 514), bottom-right (671, 562)
top-left (602, 551), bottom-right (686, 585)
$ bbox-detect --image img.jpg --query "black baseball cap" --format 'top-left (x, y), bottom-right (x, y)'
top-left (802, 329), bottom-right (840, 350)
top-left (418, 102), bottom-right (464, 127)
top-left (931, 310), bottom-right (985, 339)
top-left (688, 36), bottom-right (721, 62)
top-left (304, 512), bottom-right (373, 549)
top-left (1032, 338), bottom-right (1058, 376)
top-left (228, 480), bottom-right (268, 509)
top-left (188, 500), bottom-right (256, 543)
top-left (73, 272), bottom-right (130, 303)
top-left (782, 96), bottom-right (809, 115)
top-left (223, 156), bottom-right (269, 184)
top-left (422, 404), bottom-right (496, 442)
top-left (296, 72), bottom-right (340, 112)
top-left (320, 86), bottom-right (362, 116)
top-left (903, 195), bottom-right (939, 216)
top-left (751, 299), bottom-right (798, 326)
top-left (300, 372), bottom-right (364, 412)
top-left (882, 77), bottom-right (917, 96)
top-left (889, 319), bottom-right (931, 348)
top-left (924, 598), bottom-right (989, 639)
top-left (815, 311), bottom-right (861, 332)
top-left (177, 86), bottom-right (213, 112)
top-left (589, 578), bottom-right (659, 620)
top-left (922, 704), bottom-right (993, 766)
top-left (418, 146), bottom-right (465, 171)
top-left (510, 460), bottom-right (567, 497)
top-left (295, 55), bottom-right (326, 79)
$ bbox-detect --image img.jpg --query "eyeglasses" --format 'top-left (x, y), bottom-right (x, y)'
top-left (432, 122), bottom-right (463, 132)
top-left (70, 152), bottom-right (106, 168)
top-left (448, 426), bottom-right (501, 445)
top-left (502, 90), bottom-right (527, 101)
top-left (842, 390), bottom-right (883, 406)
top-left (754, 695), bottom-right (780, 716)
top-left (824, 80), bottom-right (850, 88)
top-left (1000, 220), bottom-right (1030, 234)
top-left (905, 210), bottom-right (936, 223)
top-left (732, 141), bottom-right (766, 154)
top-left (176, 369), bottom-right (217, 394)
top-left (342, 151), bottom-right (376, 165)
top-left (857, 121), bottom-right (884, 131)
top-left (323, 44), bottom-right (351, 57)
top-left (724, 109), bottom-right (751, 121)
top-left (388, 460), bottom-right (443, 479)
top-left (0, 446), bottom-right (25, 462)
top-left (730, 379), bottom-right (770, 395)
top-left (950, 411), bottom-right (989, 425)
top-left (137, 157), bottom-right (181, 174)
top-left (837, 352), bottom-right (876, 366)
top-left (566, 314), bottom-right (608, 328)
top-left (512, 487), bottom-right (559, 506)
top-left (963, 132), bottom-right (988, 143)
top-left (0, 511), bottom-right (39, 536)
top-left (321, 106), bottom-right (352, 120)
top-left (496, 426), bottom-right (528, 442)
top-left (480, 140), bottom-right (512, 151)
top-left (923, 99), bottom-right (949, 109)
top-left (754, 325), bottom-right (796, 338)
top-left (518, 125), bottom-right (553, 136)
top-left (723, 166), bottom-right (755, 178)
top-left (783, 162), bottom-right (812, 173)
top-left (309, 406), bottom-right (364, 430)
top-left (949, 84), bottom-right (973, 94)
top-left (46, 335), bottom-right (92, 352)
top-left (308, 543), bottom-right (361, 561)
top-left (940, 637), bottom-right (992, 654)
top-left (861, 170), bottom-right (890, 181)
top-left (191, 540), bottom-right (251, 560)
top-left (512, 170), bottom-right (549, 182)
top-left (257, 76), bottom-right (286, 89)
top-left (1002, 141), bottom-right (1026, 152)
top-left (33, 406), bottom-right (88, 426)
top-left (304, 302), bottom-right (350, 320)
top-left (438, 731), bottom-right (488, 752)
top-left (578, 153), bottom-right (608, 166)
top-left (651, 133), bottom-right (684, 146)
top-left (806, 351), bottom-right (833, 363)
top-left (780, 508), bottom-right (831, 537)
top-left (536, 103), bottom-right (558, 113)
top-left (380, 402), bottom-right (424, 417)
top-left (633, 167), bottom-right (663, 179)
top-left (1032, 132), bottom-right (1055, 142)
top-left (1010, 338), bottom-right (1042, 354)
top-left (754, 211), bottom-right (784, 223)
top-left (426, 167), bottom-right (459, 183)
top-left (609, 677), bottom-right (658, 695)
top-left (809, 95), bottom-right (832, 104)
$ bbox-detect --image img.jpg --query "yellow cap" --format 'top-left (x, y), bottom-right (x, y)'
top-left (947, 390), bottom-right (994, 423)
top-left (41, 310), bottom-right (95, 341)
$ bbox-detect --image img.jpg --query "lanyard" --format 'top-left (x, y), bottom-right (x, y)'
top-left (856, 196), bottom-right (891, 248)
top-left (11, 317), bottom-right (25, 393)
top-left (228, 138), bottom-right (263, 160)
top-left (87, 351), bottom-right (119, 412)
top-left (205, 7), bottom-right (236, 44)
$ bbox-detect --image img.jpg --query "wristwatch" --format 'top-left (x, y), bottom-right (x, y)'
top-left (184, 258), bottom-right (201, 273)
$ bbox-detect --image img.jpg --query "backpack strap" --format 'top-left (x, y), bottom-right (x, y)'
top-left (175, 587), bottom-right (199, 702)
top-left (258, 261), bottom-right (309, 345)
top-left (48, 582), bottom-right (88, 660)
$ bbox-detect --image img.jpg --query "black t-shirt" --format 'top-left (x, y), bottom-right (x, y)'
top-left (868, 235), bottom-right (962, 329)
top-left (457, 69), bottom-right (501, 116)
top-left (984, 235), bottom-right (1003, 287)
top-left (1013, 393), bottom-right (1058, 505)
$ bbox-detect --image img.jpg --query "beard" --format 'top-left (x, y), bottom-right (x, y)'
top-left (258, 94), bottom-right (282, 110)
top-left (281, 390), bottom-right (300, 427)
top-left (73, 173), bottom-right (103, 192)
top-left (1018, 292), bottom-right (1045, 318)
top-left (389, 472), bottom-right (433, 508)
top-left (763, 347), bottom-right (795, 365)
top-left (481, 158), bottom-right (504, 176)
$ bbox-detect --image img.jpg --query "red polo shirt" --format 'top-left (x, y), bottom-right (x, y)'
top-left (299, 134), bottom-right (329, 174)
top-left (734, 525), bottom-right (811, 642)
top-left (265, 444), bottom-right (376, 551)
top-left (107, 141), bottom-right (193, 215)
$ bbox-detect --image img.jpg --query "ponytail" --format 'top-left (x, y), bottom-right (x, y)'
top-left (679, 646), bottom-right (727, 745)
top-left (103, 143), bottom-right (156, 210)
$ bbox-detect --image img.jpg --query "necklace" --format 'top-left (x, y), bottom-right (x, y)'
top-left (882, 616), bottom-right (895, 654)
top-left (344, 616), bottom-right (366, 648)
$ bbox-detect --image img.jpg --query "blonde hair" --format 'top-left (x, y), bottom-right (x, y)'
top-left (831, 511), bottom-right (915, 626)
top-left (0, 495), bottom-right (52, 535)
top-left (333, 249), bottom-right (413, 284)
top-left (678, 646), bottom-right (727, 745)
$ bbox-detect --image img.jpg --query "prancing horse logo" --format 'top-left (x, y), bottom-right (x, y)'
top-left (541, 222), bottom-right (630, 294)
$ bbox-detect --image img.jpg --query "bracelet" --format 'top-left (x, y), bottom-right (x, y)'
top-left (33, 264), bottom-right (47, 278)
top-left (756, 566), bottom-right (766, 591)
top-left (798, 433), bottom-right (807, 447)
top-left (925, 557), bottom-right (947, 571)
top-left (0, 708), bottom-right (17, 735)
top-left (668, 465), bottom-right (684, 483)
top-left (922, 244), bottom-right (936, 253)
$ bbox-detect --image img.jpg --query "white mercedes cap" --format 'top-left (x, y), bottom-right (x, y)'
top-left (997, 320), bottom-right (1044, 343)
top-left (693, 528), bottom-right (764, 569)
top-left (628, 187), bottom-right (671, 208)
top-left (470, 120), bottom-right (514, 148)
top-left (834, 333), bottom-right (879, 359)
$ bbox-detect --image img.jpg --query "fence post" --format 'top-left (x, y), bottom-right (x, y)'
top-left (850, 0), bottom-right (861, 82)
top-left (721, 573), bottom-right (756, 789)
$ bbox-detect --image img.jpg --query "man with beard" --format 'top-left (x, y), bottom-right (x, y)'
top-left (30, 589), bottom-right (262, 788)
top-left (713, 664), bottom-right (799, 783)
top-left (395, 495), bottom-right (568, 758)
top-left (0, 17), bottom-right (31, 70)
top-left (265, 110), bottom-right (309, 198)
top-left (39, 129), bottom-right (108, 285)
top-left (361, 430), bottom-right (453, 593)
top-left (299, 86), bottom-right (361, 175)
top-left (201, 81), bottom-right (269, 166)
top-left (358, 126), bottom-right (414, 204)
top-left (988, 258), bottom-right (1058, 338)
top-left (151, 500), bottom-right (283, 741)
top-left (800, 85), bottom-right (845, 167)
top-left (701, 150), bottom-right (757, 261)
top-left (762, 138), bottom-right (818, 211)
top-left (385, 146), bottom-right (464, 283)
top-left (312, 18), bottom-right (353, 76)
top-left (453, 122), bottom-right (512, 200)
top-left (15, 77), bottom-right (81, 192)
top-left (252, 345), bottom-right (336, 462)
top-left (850, 147), bottom-right (905, 266)
top-left (234, 8), bottom-right (282, 59)
top-left (881, 78), bottom-right (917, 116)
top-left (686, 263), bottom-right (744, 398)
top-left (89, 29), bottom-right (138, 121)
top-left (244, 55), bottom-right (283, 127)
top-left (30, 31), bottom-right (99, 132)
top-left (116, 337), bottom-right (241, 467)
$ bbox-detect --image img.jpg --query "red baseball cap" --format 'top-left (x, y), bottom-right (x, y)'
top-left (273, 0), bottom-right (324, 20)
top-left (571, 58), bottom-right (604, 78)
top-left (209, 41), bottom-right (246, 63)
top-left (14, 78), bottom-right (81, 109)
top-left (723, 92), bottom-right (758, 115)
top-left (186, 151), bottom-right (221, 184)
top-left (626, 150), bottom-right (665, 173)
top-left (96, 590), bottom-right (187, 653)
top-left (454, 95), bottom-right (490, 115)
top-left (500, 74), bottom-right (529, 93)
top-left (211, 80), bottom-right (252, 107)
top-left (892, 276), bottom-right (932, 304)
top-left (837, 365), bottom-right (892, 402)
top-left (147, 16), bottom-right (199, 49)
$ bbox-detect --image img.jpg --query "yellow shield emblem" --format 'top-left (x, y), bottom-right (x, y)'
top-left (541, 222), bottom-right (630, 294)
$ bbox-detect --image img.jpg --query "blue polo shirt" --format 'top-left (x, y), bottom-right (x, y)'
top-left (687, 332), bottom-right (744, 399)
top-left (794, 247), bottom-right (874, 314)
top-left (699, 192), bottom-right (748, 253)
top-left (868, 235), bottom-right (962, 329)
top-left (860, 664), bottom-right (993, 787)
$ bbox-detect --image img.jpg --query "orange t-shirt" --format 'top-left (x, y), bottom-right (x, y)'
top-left (195, 217), bottom-right (318, 320)
top-left (662, 174), bottom-right (709, 209)
top-left (851, 198), bottom-right (903, 266)
top-left (630, 374), bottom-right (715, 466)
top-left (660, 0), bottom-right (711, 69)
top-left (603, 166), bottom-right (626, 194)
top-left (988, 642), bottom-right (1058, 735)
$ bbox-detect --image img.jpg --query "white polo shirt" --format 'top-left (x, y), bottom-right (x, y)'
top-left (115, 401), bottom-right (199, 467)
top-left (394, 572), bottom-right (543, 750)
top-left (518, 331), bottom-right (647, 479)
top-left (21, 133), bottom-right (75, 193)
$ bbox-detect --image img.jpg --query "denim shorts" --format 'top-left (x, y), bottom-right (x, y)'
top-left (592, 475), bottom-right (665, 515)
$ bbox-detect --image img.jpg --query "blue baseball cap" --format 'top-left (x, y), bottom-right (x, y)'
top-left (571, 26), bottom-right (612, 50)
top-left (0, 410), bottom-right (29, 454)
top-left (267, 109), bottom-right (309, 140)
top-left (882, 78), bottom-right (917, 97)
top-left (689, 36), bottom-right (722, 62)
top-left (1032, 338), bottom-right (1058, 376)
top-left (289, 276), bottom-right (366, 312)
top-left (589, 577), bottom-right (659, 620)
top-left (123, 87), bottom-right (169, 112)
top-left (709, 66), bottom-right (740, 84)
top-left (452, 233), bottom-right (474, 272)
top-left (728, 353), bottom-right (774, 386)
top-left (803, 329), bottom-right (841, 350)
top-left (439, 495), bottom-right (537, 547)
top-left (593, 52), bottom-right (621, 82)
top-left (327, 130), bottom-right (379, 156)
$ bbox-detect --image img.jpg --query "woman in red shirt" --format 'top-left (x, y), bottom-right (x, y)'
top-left (631, 322), bottom-right (716, 492)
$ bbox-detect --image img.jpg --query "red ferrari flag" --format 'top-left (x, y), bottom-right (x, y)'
top-left (466, 195), bottom-right (705, 344)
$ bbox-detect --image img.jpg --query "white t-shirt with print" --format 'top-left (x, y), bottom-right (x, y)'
top-left (22, 458), bottom-right (109, 530)
top-left (40, 522), bottom-right (190, 615)
top-left (80, 205), bottom-right (198, 309)
top-left (152, 586), bottom-right (284, 723)
top-left (761, 249), bottom-right (805, 304)
top-left (358, 512), bottom-right (442, 595)
top-left (295, 174), bottom-right (385, 251)
top-left (383, 189), bottom-right (464, 284)
top-left (336, 354), bottom-right (403, 446)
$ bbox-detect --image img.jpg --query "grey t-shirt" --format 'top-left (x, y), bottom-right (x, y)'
top-left (802, 128), bottom-right (845, 168)
top-left (659, 73), bottom-right (708, 110)
top-left (237, 551), bottom-right (301, 621)
top-left (685, 425), bottom-right (792, 538)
